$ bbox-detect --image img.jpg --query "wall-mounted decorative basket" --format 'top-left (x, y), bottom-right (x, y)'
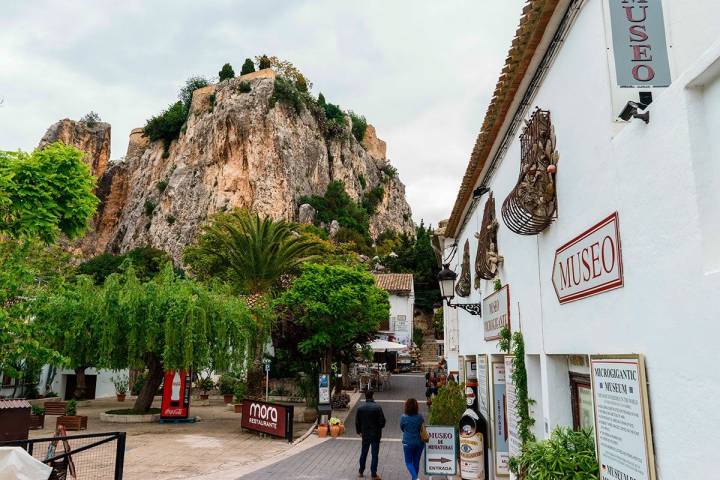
top-left (501, 108), bottom-right (559, 235)
top-left (475, 192), bottom-right (503, 284)
top-left (455, 239), bottom-right (471, 298)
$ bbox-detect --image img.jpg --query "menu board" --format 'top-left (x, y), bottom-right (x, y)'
top-left (492, 361), bottom-right (509, 476)
top-left (504, 356), bottom-right (521, 459)
top-left (590, 355), bottom-right (656, 480)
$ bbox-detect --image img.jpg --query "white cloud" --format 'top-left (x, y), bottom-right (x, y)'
top-left (0, 0), bottom-right (526, 226)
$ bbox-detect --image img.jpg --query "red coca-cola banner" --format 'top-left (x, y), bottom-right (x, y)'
top-left (241, 400), bottom-right (294, 442)
top-left (161, 369), bottom-right (191, 419)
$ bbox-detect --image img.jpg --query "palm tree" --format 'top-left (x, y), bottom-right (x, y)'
top-left (184, 210), bottom-right (320, 295)
top-left (184, 210), bottom-right (320, 396)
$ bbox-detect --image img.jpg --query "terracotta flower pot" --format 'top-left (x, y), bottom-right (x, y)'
top-left (330, 425), bottom-right (341, 437)
top-left (116, 394), bottom-right (126, 402)
top-left (223, 394), bottom-right (234, 404)
top-left (234, 402), bottom-right (243, 413)
top-left (317, 424), bottom-right (329, 438)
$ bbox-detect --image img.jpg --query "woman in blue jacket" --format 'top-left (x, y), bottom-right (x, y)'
top-left (400, 398), bottom-right (425, 480)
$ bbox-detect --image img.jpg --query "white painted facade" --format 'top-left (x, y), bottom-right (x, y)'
top-left (381, 290), bottom-right (415, 347)
top-left (441, 1), bottom-right (720, 478)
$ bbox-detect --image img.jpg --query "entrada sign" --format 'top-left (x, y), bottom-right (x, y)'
top-left (552, 213), bottom-right (623, 304)
top-left (424, 425), bottom-right (457, 476)
top-left (241, 400), bottom-right (294, 442)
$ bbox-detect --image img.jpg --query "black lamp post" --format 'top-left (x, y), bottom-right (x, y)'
top-left (437, 264), bottom-right (483, 316)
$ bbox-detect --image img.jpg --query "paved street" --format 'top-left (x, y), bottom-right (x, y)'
top-left (239, 374), bottom-right (430, 480)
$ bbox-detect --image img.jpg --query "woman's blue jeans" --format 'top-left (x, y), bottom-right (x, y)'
top-left (403, 442), bottom-right (425, 480)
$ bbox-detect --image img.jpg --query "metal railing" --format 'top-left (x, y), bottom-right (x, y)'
top-left (0, 431), bottom-right (126, 479)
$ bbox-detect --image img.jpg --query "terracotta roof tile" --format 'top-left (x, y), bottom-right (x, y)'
top-left (0, 399), bottom-right (32, 409)
top-left (374, 273), bottom-right (413, 294)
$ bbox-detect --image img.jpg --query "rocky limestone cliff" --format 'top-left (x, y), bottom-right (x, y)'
top-left (39, 119), bottom-right (111, 180)
top-left (47, 70), bottom-right (414, 262)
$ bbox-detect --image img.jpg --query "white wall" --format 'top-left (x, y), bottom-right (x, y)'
top-left (387, 292), bottom-right (414, 347)
top-left (447, 1), bottom-right (720, 478)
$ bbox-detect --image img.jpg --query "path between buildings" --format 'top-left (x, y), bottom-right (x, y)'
top-left (236, 373), bottom-right (429, 480)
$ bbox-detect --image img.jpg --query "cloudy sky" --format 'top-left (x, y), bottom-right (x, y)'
top-left (0, 0), bottom-right (525, 227)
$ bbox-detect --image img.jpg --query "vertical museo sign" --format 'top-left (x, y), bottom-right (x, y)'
top-left (608, 0), bottom-right (671, 87)
top-left (590, 355), bottom-right (656, 480)
top-left (492, 361), bottom-right (509, 476)
top-left (477, 355), bottom-right (490, 421)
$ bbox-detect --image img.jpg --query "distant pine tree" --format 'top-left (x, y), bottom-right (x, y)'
top-left (296, 75), bottom-right (309, 93)
top-left (241, 58), bottom-right (255, 75)
top-left (218, 63), bottom-right (235, 81)
top-left (258, 55), bottom-right (271, 70)
top-left (317, 93), bottom-right (326, 107)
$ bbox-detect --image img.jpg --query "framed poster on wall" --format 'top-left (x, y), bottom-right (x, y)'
top-left (492, 361), bottom-right (509, 476)
top-left (590, 354), bottom-right (656, 480)
top-left (476, 354), bottom-right (490, 421)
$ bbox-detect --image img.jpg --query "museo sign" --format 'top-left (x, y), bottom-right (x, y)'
top-left (608, 0), bottom-right (671, 87)
top-left (552, 213), bottom-right (623, 304)
top-left (483, 285), bottom-right (510, 340)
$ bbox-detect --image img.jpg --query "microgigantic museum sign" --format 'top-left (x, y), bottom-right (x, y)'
top-left (241, 400), bottom-right (294, 442)
top-left (482, 285), bottom-right (510, 340)
top-left (552, 212), bottom-right (623, 304)
top-left (590, 355), bottom-right (656, 480)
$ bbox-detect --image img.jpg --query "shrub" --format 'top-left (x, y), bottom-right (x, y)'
top-left (381, 164), bottom-right (398, 179)
top-left (79, 111), bottom-right (101, 127)
top-left (166, 214), bottom-right (176, 225)
top-left (257, 54), bottom-right (271, 70)
top-left (510, 427), bottom-right (598, 479)
top-left (323, 102), bottom-right (346, 134)
top-left (428, 381), bottom-right (465, 426)
top-left (156, 180), bottom-right (168, 193)
top-left (66, 399), bottom-right (77, 416)
top-left (195, 376), bottom-right (215, 393)
top-left (143, 200), bottom-right (155, 216)
top-left (317, 93), bottom-right (326, 107)
top-left (218, 63), bottom-right (235, 82)
top-left (349, 111), bottom-right (367, 142)
top-left (218, 374), bottom-right (237, 395)
top-left (179, 76), bottom-right (210, 111)
top-left (413, 327), bottom-right (425, 349)
top-left (234, 382), bottom-right (247, 401)
top-left (358, 175), bottom-right (367, 190)
top-left (143, 101), bottom-right (186, 156)
top-left (77, 247), bottom-right (171, 284)
top-left (270, 76), bottom-right (305, 113)
top-left (296, 75), bottom-right (309, 93)
top-left (31, 405), bottom-right (45, 415)
top-left (238, 81), bottom-right (251, 93)
top-left (362, 186), bottom-right (384, 215)
top-left (299, 181), bottom-right (370, 240)
top-left (241, 58), bottom-right (256, 75)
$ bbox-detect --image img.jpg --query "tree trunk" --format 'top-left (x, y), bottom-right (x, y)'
top-left (73, 367), bottom-right (88, 399)
top-left (133, 353), bottom-right (164, 413)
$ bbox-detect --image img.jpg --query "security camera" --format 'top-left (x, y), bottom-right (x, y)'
top-left (618, 101), bottom-right (649, 124)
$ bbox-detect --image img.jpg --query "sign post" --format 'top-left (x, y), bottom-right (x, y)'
top-left (263, 359), bottom-right (271, 402)
top-left (590, 354), bottom-right (656, 480)
top-left (424, 425), bottom-right (457, 477)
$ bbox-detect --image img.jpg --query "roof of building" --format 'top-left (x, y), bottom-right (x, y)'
top-left (0, 399), bottom-right (32, 409)
top-left (445, 0), bottom-right (561, 238)
top-left (374, 273), bottom-right (414, 295)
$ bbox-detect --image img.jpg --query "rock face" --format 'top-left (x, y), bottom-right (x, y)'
top-left (39, 119), bottom-right (111, 180)
top-left (49, 72), bottom-right (414, 262)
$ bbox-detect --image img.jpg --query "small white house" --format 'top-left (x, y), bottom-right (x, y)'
top-left (374, 273), bottom-right (415, 347)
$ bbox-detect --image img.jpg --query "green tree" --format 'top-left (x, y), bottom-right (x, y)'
top-left (257, 54), bottom-right (272, 70)
top-left (218, 63), bottom-right (235, 82)
top-left (178, 75), bottom-right (210, 111)
top-left (241, 58), bottom-right (256, 75)
top-left (0, 143), bottom-right (98, 243)
top-left (183, 210), bottom-right (320, 294)
top-left (97, 265), bottom-right (256, 412)
top-left (77, 247), bottom-right (172, 284)
top-left (274, 263), bottom-right (389, 398)
top-left (428, 381), bottom-right (466, 426)
top-left (33, 276), bottom-right (101, 399)
top-left (143, 101), bottom-right (187, 157)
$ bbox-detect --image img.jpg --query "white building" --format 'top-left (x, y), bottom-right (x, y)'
top-left (374, 273), bottom-right (415, 347)
top-left (439, 0), bottom-right (719, 479)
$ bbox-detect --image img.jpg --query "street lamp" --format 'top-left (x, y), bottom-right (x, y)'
top-left (437, 264), bottom-right (483, 316)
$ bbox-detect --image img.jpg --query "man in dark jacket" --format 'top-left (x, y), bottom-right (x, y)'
top-left (355, 389), bottom-right (386, 479)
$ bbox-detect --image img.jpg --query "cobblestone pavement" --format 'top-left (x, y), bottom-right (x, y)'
top-left (238, 373), bottom-right (430, 480)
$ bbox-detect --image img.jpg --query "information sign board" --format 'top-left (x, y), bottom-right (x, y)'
top-left (590, 354), bottom-right (656, 480)
top-left (483, 286), bottom-right (510, 340)
top-left (504, 356), bottom-right (521, 459)
top-left (492, 361), bottom-right (509, 476)
top-left (424, 425), bottom-right (457, 476)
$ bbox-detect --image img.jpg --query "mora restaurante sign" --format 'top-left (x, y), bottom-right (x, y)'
top-left (241, 400), bottom-right (294, 442)
top-left (552, 213), bottom-right (624, 304)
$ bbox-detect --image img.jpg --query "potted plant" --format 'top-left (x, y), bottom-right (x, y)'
top-left (329, 417), bottom-right (344, 437)
top-left (30, 405), bottom-right (45, 430)
top-left (196, 376), bottom-right (214, 400)
top-left (56, 400), bottom-right (88, 431)
top-left (317, 422), bottom-right (329, 437)
top-left (218, 374), bottom-right (236, 404)
top-left (233, 382), bottom-right (247, 413)
top-left (112, 374), bottom-right (129, 402)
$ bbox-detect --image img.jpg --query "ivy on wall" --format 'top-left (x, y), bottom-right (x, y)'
top-left (499, 326), bottom-right (536, 447)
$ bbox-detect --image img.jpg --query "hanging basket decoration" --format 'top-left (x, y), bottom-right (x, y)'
top-left (454, 239), bottom-right (472, 298)
top-left (475, 192), bottom-right (503, 285)
top-left (501, 108), bottom-right (559, 235)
